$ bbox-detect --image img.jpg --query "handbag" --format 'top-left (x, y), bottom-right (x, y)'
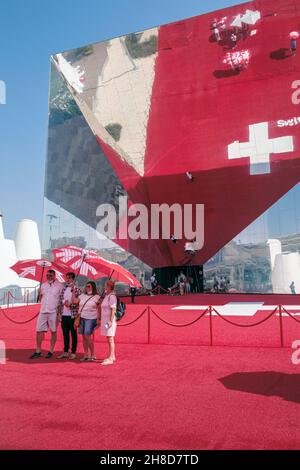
top-left (74, 295), bottom-right (97, 329)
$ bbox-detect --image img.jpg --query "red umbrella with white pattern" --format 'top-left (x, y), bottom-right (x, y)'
top-left (10, 259), bottom-right (69, 302)
top-left (52, 246), bottom-right (141, 287)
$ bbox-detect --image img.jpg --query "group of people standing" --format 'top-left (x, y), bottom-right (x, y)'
top-left (212, 274), bottom-right (230, 293)
top-left (167, 272), bottom-right (197, 296)
top-left (211, 17), bottom-right (249, 49)
top-left (30, 270), bottom-right (118, 365)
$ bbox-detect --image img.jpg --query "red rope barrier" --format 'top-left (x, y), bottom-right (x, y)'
top-left (166, 287), bottom-right (181, 295)
top-left (150, 307), bottom-right (209, 327)
top-left (212, 306), bottom-right (278, 328)
top-left (146, 285), bottom-right (160, 295)
top-left (7, 291), bottom-right (27, 302)
top-left (147, 285), bottom-right (181, 295)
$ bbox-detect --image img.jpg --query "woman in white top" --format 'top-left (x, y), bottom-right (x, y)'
top-left (72, 281), bottom-right (101, 361)
top-left (100, 280), bottom-right (117, 366)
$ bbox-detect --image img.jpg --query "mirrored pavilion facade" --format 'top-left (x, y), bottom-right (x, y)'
top-left (44, 0), bottom-right (300, 294)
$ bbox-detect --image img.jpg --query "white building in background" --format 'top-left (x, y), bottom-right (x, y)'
top-left (267, 239), bottom-right (300, 294)
top-left (0, 215), bottom-right (41, 290)
top-left (14, 219), bottom-right (41, 261)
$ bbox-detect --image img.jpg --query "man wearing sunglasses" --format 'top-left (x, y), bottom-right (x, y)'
top-left (30, 270), bottom-right (63, 359)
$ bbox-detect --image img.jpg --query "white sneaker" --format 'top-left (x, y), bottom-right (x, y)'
top-left (57, 352), bottom-right (69, 359)
top-left (69, 353), bottom-right (77, 360)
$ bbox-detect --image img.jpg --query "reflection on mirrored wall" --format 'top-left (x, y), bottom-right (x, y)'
top-left (204, 183), bottom-right (300, 294)
top-left (44, 1), bottom-right (300, 294)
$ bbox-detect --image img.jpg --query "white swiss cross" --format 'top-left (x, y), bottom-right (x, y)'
top-left (228, 122), bottom-right (294, 175)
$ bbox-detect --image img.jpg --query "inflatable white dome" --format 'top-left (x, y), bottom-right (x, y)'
top-left (267, 239), bottom-right (300, 294)
top-left (0, 216), bottom-right (41, 290)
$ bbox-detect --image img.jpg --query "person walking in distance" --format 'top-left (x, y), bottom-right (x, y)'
top-left (30, 270), bottom-right (63, 359)
top-left (150, 273), bottom-right (157, 295)
top-left (129, 286), bottom-right (137, 303)
top-left (291, 37), bottom-right (297, 55)
top-left (290, 281), bottom-right (296, 295)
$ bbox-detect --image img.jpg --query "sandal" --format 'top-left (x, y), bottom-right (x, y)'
top-left (87, 356), bottom-right (97, 362)
top-left (101, 358), bottom-right (114, 366)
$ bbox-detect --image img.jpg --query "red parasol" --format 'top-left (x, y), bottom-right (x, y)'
top-left (52, 246), bottom-right (141, 287)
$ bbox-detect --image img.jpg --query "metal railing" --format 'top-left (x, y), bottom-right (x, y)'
top-left (0, 286), bottom-right (38, 307)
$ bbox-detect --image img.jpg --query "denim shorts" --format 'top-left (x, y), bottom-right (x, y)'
top-left (79, 318), bottom-right (97, 336)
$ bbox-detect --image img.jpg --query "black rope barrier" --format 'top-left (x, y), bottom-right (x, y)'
top-left (281, 306), bottom-right (300, 324)
top-left (118, 308), bottom-right (148, 327)
top-left (212, 306), bottom-right (278, 328)
top-left (150, 307), bottom-right (209, 327)
top-left (1, 307), bottom-right (40, 325)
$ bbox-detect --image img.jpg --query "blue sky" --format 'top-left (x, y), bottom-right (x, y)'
top-left (0, 0), bottom-right (247, 240)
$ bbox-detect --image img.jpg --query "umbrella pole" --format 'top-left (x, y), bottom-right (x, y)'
top-left (74, 254), bottom-right (86, 285)
top-left (109, 270), bottom-right (115, 280)
top-left (37, 264), bottom-right (45, 303)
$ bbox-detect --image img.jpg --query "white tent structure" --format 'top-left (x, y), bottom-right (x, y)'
top-left (267, 239), bottom-right (300, 294)
top-left (240, 10), bottom-right (261, 26)
top-left (231, 15), bottom-right (243, 28)
top-left (0, 216), bottom-right (40, 291)
top-left (230, 10), bottom-right (261, 28)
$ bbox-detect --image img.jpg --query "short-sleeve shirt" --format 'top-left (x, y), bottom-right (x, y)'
top-left (59, 285), bottom-right (81, 318)
top-left (40, 281), bottom-right (63, 314)
top-left (79, 294), bottom-right (101, 320)
top-left (101, 294), bottom-right (117, 319)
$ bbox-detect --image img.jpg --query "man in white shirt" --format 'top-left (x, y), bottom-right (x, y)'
top-left (30, 270), bottom-right (63, 359)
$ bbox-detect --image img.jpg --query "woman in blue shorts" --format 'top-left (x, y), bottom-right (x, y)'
top-left (72, 281), bottom-right (101, 361)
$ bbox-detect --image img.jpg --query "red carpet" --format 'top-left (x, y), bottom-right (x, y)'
top-left (1, 295), bottom-right (300, 450)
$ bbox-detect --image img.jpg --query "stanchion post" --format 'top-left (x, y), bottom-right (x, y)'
top-left (147, 306), bottom-right (151, 344)
top-left (7, 291), bottom-right (10, 308)
top-left (209, 305), bottom-right (213, 346)
top-left (279, 305), bottom-right (284, 348)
